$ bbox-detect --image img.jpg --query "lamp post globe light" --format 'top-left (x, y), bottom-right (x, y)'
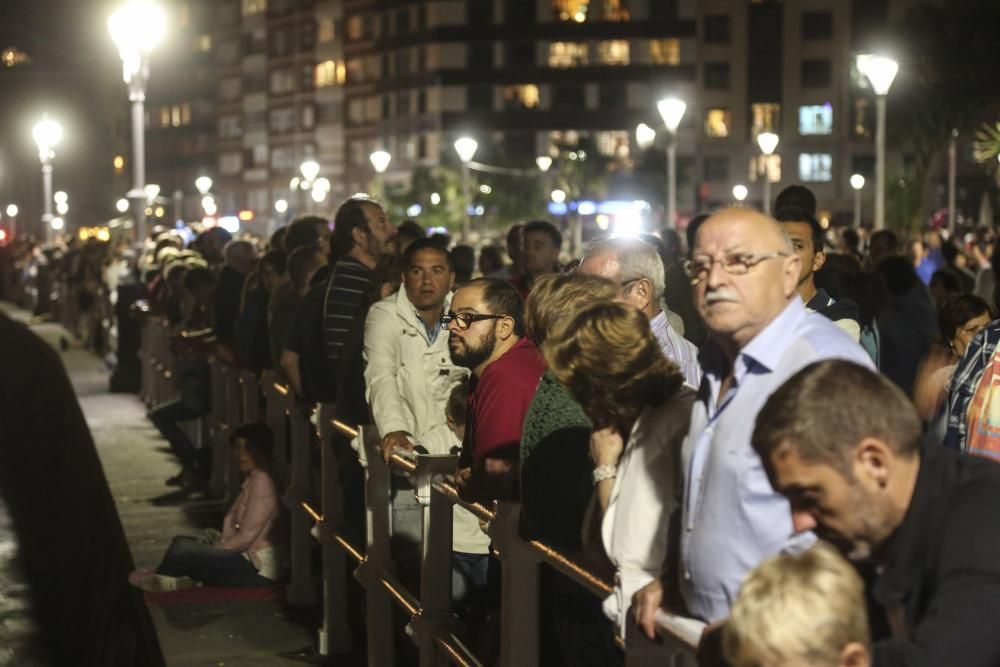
top-left (733, 184), bottom-right (749, 204)
top-left (635, 122), bottom-right (656, 150)
top-left (116, 198), bottom-right (130, 214)
top-left (4, 204), bottom-right (17, 238)
top-left (535, 155), bottom-right (553, 173)
top-left (32, 115), bottom-right (62, 243)
top-left (195, 176), bottom-right (213, 196)
top-left (369, 149), bottom-right (391, 199)
top-left (109, 0), bottom-right (166, 244)
top-left (755, 132), bottom-right (779, 215)
top-left (858, 54), bottom-right (898, 230)
top-left (656, 96), bottom-right (686, 229)
top-left (850, 174), bottom-right (866, 227)
top-left (454, 137), bottom-right (478, 240)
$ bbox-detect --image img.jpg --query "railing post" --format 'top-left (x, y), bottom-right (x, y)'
top-left (413, 453), bottom-right (459, 667)
top-left (315, 404), bottom-right (355, 656)
top-left (286, 401), bottom-right (317, 606)
top-left (208, 361), bottom-right (229, 498)
top-left (265, 384), bottom-right (289, 482)
top-left (624, 611), bottom-right (699, 667)
top-left (490, 501), bottom-right (540, 667)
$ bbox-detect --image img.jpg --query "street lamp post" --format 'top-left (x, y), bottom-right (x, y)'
top-left (732, 184), bottom-right (748, 205)
top-left (948, 129), bottom-right (958, 236)
top-left (369, 150), bottom-right (391, 200)
top-left (5, 204), bottom-right (18, 239)
top-left (756, 132), bottom-right (779, 215)
top-left (858, 54), bottom-right (898, 231)
top-left (850, 174), bottom-right (866, 227)
top-left (32, 116), bottom-right (62, 244)
top-left (454, 137), bottom-right (478, 240)
top-left (109, 0), bottom-right (167, 245)
top-left (299, 159), bottom-right (321, 212)
top-left (657, 97), bottom-right (686, 229)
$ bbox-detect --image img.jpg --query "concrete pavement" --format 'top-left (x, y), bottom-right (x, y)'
top-left (2, 303), bottom-right (326, 666)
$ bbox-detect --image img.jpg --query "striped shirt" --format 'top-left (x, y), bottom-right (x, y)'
top-left (322, 256), bottom-right (374, 372)
top-left (650, 310), bottom-right (702, 389)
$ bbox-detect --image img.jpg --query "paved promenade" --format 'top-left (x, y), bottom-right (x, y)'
top-left (2, 303), bottom-right (324, 666)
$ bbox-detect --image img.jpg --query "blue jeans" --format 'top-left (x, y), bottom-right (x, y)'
top-left (156, 536), bottom-right (272, 588)
top-left (452, 551), bottom-right (489, 606)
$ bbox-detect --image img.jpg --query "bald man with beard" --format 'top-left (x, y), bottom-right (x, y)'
top-left (633, 209), bottom-right (873, 655)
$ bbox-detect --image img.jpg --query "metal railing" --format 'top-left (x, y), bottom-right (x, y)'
top-left (136, 316), bottom-right (699, 666)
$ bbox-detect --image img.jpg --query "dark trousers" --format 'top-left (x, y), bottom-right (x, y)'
top-left (149, 400), bottom-right (202, 468)
top-left (156, 536), bottom-right (272, 588)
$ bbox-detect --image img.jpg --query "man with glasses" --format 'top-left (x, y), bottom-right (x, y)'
top-left (578, 235), bottom-right (701, 388)
top-left (443, 278), bottom-right (545, 501)
top-left (633, 208), bottom-right (872, 653)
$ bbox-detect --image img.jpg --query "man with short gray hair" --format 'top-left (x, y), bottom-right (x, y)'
top-left (578, 235), bottom-right (701, 387)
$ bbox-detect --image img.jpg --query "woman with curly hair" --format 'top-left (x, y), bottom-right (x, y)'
top-left (543, 301), bottom-right (694, 635)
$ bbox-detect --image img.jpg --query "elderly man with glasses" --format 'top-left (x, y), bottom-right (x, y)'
top-left (442, 278), bottom-right (546, 502)
top-left (633, 208), bottom-right (873, 656)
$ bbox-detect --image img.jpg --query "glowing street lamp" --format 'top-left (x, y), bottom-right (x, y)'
top-left (732, 184), bottom-right (749, 204)
top-left (858, 54), bottom-right (898, 230)
top-left (116, 198), bottom-right (130, 214)
top-left (369, 150), bottom-right (391, 174)
top-left (756, 132), bottom-right (779, 215)
top-left (195, 176), bottom-right (213, 195)
top-left (33, 115), bottom-right (62, 243)
top-left (850, 174), bottom-right (866, 227)
top-left (635, 122), bottom-right (656, 150)
top-left (275, 199), bottom-right (288, 214)
top-left (300, 159), bottom-right (321, 183)
top-left (657, 97), bottom-right (686, 229)
top-left (109, 0), bottom-right (167, 243)
top-left (550, 189), bottom-right (567, 204)
top-left (454, 137), bottom-right (478, 239)
top-left (535, 156), bottom-right (553, 173)
top-left (4, 204), bottom-right (17, 238)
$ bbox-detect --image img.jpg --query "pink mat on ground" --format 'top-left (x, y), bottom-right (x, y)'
top-left (143, 584), bottom-right (284, 606)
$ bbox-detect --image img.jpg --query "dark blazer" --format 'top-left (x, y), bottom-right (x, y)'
top-left (872, 442), bottom-right (1000, 666)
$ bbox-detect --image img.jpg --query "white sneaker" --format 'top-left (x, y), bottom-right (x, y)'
top-left (138, 574), bottom-right (196, 592)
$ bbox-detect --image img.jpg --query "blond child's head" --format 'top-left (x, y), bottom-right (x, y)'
top-left (724, 541), bottom-right (870, 667)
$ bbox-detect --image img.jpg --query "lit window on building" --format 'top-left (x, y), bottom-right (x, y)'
top-left (347, 16), bottom-right (363, 40)
top-left (1, 48), bottom-right (30, 67)
top-left (799, 153), bottom-right (833, 182)
top-left (242, 0), bottom-right (266, 16)
top-left (319, 17), bottom-right (335, 42)
top-left (748, 155), bottom-right (781, 183)
top-left (159, 107), bottom-right (171, 127)
top-left (315, 60), bottom-right (345, 87)
top-left (603, 0), bottom-right (630, 21)
top-left (113, 155), bottom-right (125, 174)
top-left (549, 130), bottom-right (581, 148)
top-left (751, 103), bottom-right (780, 134)
top-left (649, 39), bottom-right (679, 65)
top-left (549, 42), bottom-right (588, 67)
top-left (595, 131), bottom-right (630, 159)
top-left (704, 109), bottom-right (732, 138)
top-left (502, 84), bottom-right (540, 109)
top-left (197, 34), bottom-right (211, 52)
top-left (598, 41), bottom-right (630, 65)
top-left (799, 103), bottom-right (833, 135)
top-left (553, 0), bottom-right (588, 22)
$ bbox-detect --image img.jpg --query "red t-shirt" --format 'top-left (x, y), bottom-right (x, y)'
top-left (464, 337), bottom-right (545, 463)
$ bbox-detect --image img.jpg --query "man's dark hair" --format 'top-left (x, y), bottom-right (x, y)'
top-left (875, 255), bottom-right (920, 297)
top-left (261, 249), bottom-right (287, 275)
top-left (288, 243), bottom-right (326, 289)
top-left (774, 184), bottom-right (817, 216)
top-left (284, 215), bottom-right (329, 254)
top-left (403, 237), bottom-right (453, 270)
top-left (752, 360), bottom-right (922, 474)
top-left (938, 294), bottom-right (993, 343)
top-left (523, 220), bottom-right (562, 249)
top-left (230, 422), bottom-right (274, 465)
top-left (470, 277), bottom-right (526, 336)
top-left (397, 220), bottom-right (425, 243)
top-left (774, 206), bottom-right (824, 253)
top-left (869, 229), bottom-right (898, 254)
top-left (331, 197), bottom-right (380, 258)
top-left (686, 214), bottom-right (710, 256)
top-left (269, 226), bottom-right (287, 252)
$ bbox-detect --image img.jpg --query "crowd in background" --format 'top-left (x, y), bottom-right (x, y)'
top-left (4, 181), bottom-right (1000, 667)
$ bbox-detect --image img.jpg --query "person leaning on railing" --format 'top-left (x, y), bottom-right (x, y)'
top-left (519, 272), bottom-right (623, 665)
top-left (544, 300), bottom-right (693, 637)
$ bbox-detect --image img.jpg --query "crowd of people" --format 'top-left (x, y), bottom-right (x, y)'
top-left (7, 179), bottom-right (1000, 666)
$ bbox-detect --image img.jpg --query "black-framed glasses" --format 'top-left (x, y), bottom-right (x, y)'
top-left (439, 312), bottom-right (505, 331)
top-left (683, 251), bottom-right (789, 284)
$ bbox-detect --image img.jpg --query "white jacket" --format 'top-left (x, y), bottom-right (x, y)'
top-left (363, 288), bottom-right (489, 554)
